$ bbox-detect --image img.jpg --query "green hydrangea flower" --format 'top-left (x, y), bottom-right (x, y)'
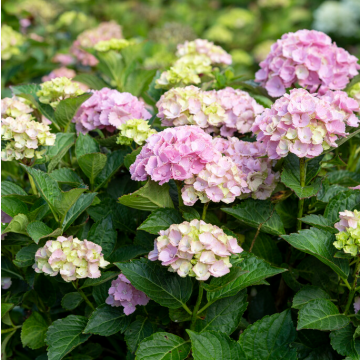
top-left (94, 38), bottom-right (131, 52)
top-left (116, 119), bottom-right (156, 146)
top-left (1, 25), bottom-right (25, 60)
top-left (37, 77), bottom-right (85, 108)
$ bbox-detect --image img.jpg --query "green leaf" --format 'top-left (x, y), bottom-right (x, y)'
top-left (47, 133), bottom-right (76, 173)
top-left (282, 227), bottom-right (349, 279)
top-left (87, 215), bottom-right (117, 257)
top-left (108, 245), bottom-right (148, 262)
top-left (1, 257), bottom-right (23, 279)
top-left (1, 303), bottom-right (14, 318)
top-left (297, 299), bottom-right (349, 331)
top-left (138, 208), bottom-right (183, 234)
top-left (61, 293), bottom-right (83, 311)
top-left (45, 315), bottom-right (91, 360)
top-left (1, 181), bottom-right (27, 196)
top-left (78, 153), bottom-right (107, 185)
top-left (179, 206), bottom-right (200, 221)
top-left (80, 271), bottom-right (119, 289)
top-left (136, 332), bottom-right (191, 360)
top-left (96, 51), bottom-right (123, 85)
top-left (169, 308), bottom-right (191, 323)
top-left (75, 133), bottom-right (100, 158)
top-left (187, 330), bottom-right (244, 360)
top-left (1, 197), bottom-right (28, 217)
top-left (292, 285), bottom-right (331, 309)
top-left (222, 199), bottom-right (285, 236)
top-left (2, 214), bottom-right (29, 235)
top-left (83, 304), bottom-right (132, 336)
top-left (330, 324), bottom-right (357, 356)
top-left (94, 149), bottom-right (129, 191)
top-left (299, 214), bottom-right (338, 234)
top-left (207, 253), bottom-right (286, 302)
top-left (57, 187), bottom-right (88, 219)
top-left (324, 190), bottom-right (360, 223)
top-left (281, 154), bottom-right (322, 199)
top-left (21, 311), bottom-right (48, 350)
top-left (116, 258), bottom-right (193, 309)
top-left (124, 317), bottom-right (156, 353)
top-left (27, 221), bottom-right (62, 244)
top-left (54, 94), bottom-right (92, 129)
top-left (242, 231), bottom-right (282, 266)
top-left (124, 147), bottom-right (142, 170)
top-left (327, 170), bottom-right (360, 187)
top-left (72, 74), bottom-right (108, 90)
top-left (14, 244), bottom-right (39, 267)
top-left (119, 180), bottom-right (174, 211)
top-left (238, 309), bottom-right (297, 360)
top-left (50, 168), bottom-right (84, 187)
top-left (196, 290), bottom-right (248, 335)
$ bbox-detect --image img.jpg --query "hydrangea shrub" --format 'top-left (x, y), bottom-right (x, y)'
top-left (1, 24), bottom-right (360, 360)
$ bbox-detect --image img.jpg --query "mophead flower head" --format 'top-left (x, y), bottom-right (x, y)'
top-left (33, 235), bottom-right (110, 282)
top-left (213, 137), bottom-right (280, 200)
top-left (348, 82), bottom-right (360, 107)
top-left (116, 119), bottom-right (157, 146)
top-left (251, 88), bottom-right (359, 159)
top-left (149, 219), bottom-right (243, 280)
top-left (106, 274), bottom-right (150, 315)
top-left (129, 125), bottom-right (221, 185)
top-left (73, 88), bottom-right (152, 134)
top-left (1, 25), bottom-right (25, 60)
top-left (94, 38), bottom-right (131, 52)
top-left (71, 21), bottom-right (123, 66)
top-left (182, 156), bottom-right (248, 206)
top-left (37, 77), bottom-right (85, 108)
top-left (255, 29), bottom-right (360, 97)
top-left (334, 210), bottom-right (360, 256)
top-left (156, 86), bottom-right (263, 136)
top-left (1, 97), bottom-right (33, 118)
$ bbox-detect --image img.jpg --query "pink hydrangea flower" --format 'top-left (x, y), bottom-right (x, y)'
top-left (176, 39), bottom-right (232, 65)
top-left (130, 126), bottom-right (221, 185)
top-left (350, 185), bottom-right (360, 190)
top-left (73, 87), bottom-right (152, 134)
top-left (106, 274), bottom-right (150, 315)
top-left (251, 88), bottom-right (359, 159)
top-left (149, 219), bottom-right (243, 280)
top-left (1, 277), bottom-right (12, 290)
top-left (354, 296), bottom-right (360, 313)
top-left (156, 86), bottom-right (263, 136)
top-left (182, 156), bottom-right (248, 205)
top-left (213, 137), bottom-right (279, 200)
top-left (52, 54), bottom-right (75, 66)
top-left (71, 21), bottom-right (123, 66)
top-left (33, 236), bottom-right (109, 282)
top-left (255, 29), bottom-right (360, 97)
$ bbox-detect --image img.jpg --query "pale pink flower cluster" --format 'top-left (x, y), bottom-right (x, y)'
top-left (176, 39), bottom-right (232, 65)
top-left (73, 87), bottom-right (152, 134)
top-left (1, 277), bottom-right (12, 290)
top-left (33, 236), bottom-right (109, 282)
top-left (157, 86), bottom-right (264, 137)
top-left (52, 54), bottom-right (75, 66)
top-left (251, 88), bottom-right (359, 159)
top-left (71, 21), bottom-right (123, 66)
top-left (213, 137), bottom-right (280, 200)
top-left (130, 126), bottom-right (221, 185)
top-left (149, 219), bottom-right (243, 280)
top-left (182, 156), bottom-right (248, 205)
top-left (354, 296), bottom-right (360, 314)
top-left (106, 274), bottom-right (150, 315)
top-left (255, 29), bottom-right (360, 97)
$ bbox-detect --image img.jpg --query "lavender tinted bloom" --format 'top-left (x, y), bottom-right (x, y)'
top-left (149, 219), bottom-right (243, 280)
top-left (106, 274), bottom-right (150, 315)
top-left (1, 277), bottom-right (12, 290)
top-left (73, 88), bottom-right (152, 134)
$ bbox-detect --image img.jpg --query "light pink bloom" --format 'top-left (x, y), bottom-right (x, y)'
top-left (354, 297), bottom-right (360, 314)
top-left (256, 29), bottom-right (360, 97)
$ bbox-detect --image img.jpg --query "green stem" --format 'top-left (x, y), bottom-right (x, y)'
top-left (197, 300), bottom-right (215, 316)
top-left (175, 180), bottom-right (184, 207)
top-left (202, 202), bottom-right (209, 221)
top-left (72, 281), bottom-right (95, 311)
top-left (182, 303), bottom-right (192, 316)
top-left (1, 325), bottom-right (21, 334)
top-left (297, 157), bottom-right (307, 231)
top-left (28, 174), bottom-right (38, 196)
top-left (190, 282), bottom-right (204, 330)
top-left (344, 257), bottom-right (360, 315)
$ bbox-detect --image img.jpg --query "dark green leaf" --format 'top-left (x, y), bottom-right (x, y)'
top-left (47, 133), bottom-right (76, 173)
top-left (136, 332), bottom-right (191, 360)
top-left (117, 258), bottom-right (193, 309)
top-left (297, 299), bottom-right (349, 330)
top-left (2, 214), bottom-right (29, 235)
top-left (330, 324), bottom-right (357, 356)
top-left (299, 214), bottom-right (338, 234)
top-left (78, 153), bottom-right (107, 185)
top-left (75, 133), bottom-right (100, 158)
top-left (324, 190), bottom-right (360, 223)
top-left (45, 315), bottom-right (91, 360)
top-left (21, 311), bottom-right (48, 349)
top-left (1, 197), bottom-right (28, 217)
top-left (222, 199), bottom-right (285, 236)
top-left (14, 244), bottom-right (39, 267)
top-left (80, 271), bottom-right (119, 289)
top-left (61, 293), bottom-right (83, 311)
top-left (27, 221), bottom-right (62, 244)
top-left (50, 168), bottom-right (84, 186)
top-left (282, 228), bottom-right (349, 279)
top-left (138, 208), bottom-right (182, 234)
top-left (72, 74), bottom-right (108, 90)
top-left (124, 148), bottom-right (142, 170)
top-left (124, 317), bottom-right (156, 353)
top-left (83, 304), bottom-right (132, 336)
top-left (1, 181), bottom-right (27, 196)
top-left (292, 285), bottom-right (331, 309)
